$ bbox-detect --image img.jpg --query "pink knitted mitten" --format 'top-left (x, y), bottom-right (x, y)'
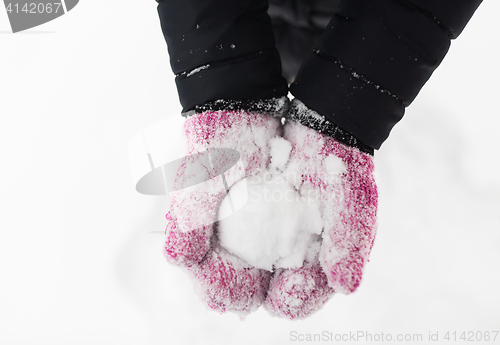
top-left (164, 98), bottom-right (287, 316)
top-left (263, 100), bottom-right (378, 319)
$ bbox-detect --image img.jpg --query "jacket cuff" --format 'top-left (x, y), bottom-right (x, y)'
top-left (286, 99), bottom-right (374, 156)
top-left (183, 97), bottom-right (290, 119)
top-left (157, 0), bottom-right (288, 112)
top-left (290, 0), bottom-right (481, 150)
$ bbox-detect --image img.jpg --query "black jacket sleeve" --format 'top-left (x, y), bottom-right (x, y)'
top-left (290, 0), bottom-right (483, 150)
top-left (268, 0), bottom-right (341, 82)
top-left (156, 0), bottom-right (288, 113)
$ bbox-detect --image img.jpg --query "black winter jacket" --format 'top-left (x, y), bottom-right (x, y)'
top-left (157, 0), bottom-right (482, 151)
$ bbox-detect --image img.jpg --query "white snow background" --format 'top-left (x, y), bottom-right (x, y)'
top-left (1, 1), bottom-right (499, 344)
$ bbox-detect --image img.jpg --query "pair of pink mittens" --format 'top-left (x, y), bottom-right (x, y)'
top-left (164, 98), bottom-right (377, 319)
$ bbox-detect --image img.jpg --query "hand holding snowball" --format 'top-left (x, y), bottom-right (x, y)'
top-left (164, 99), bottom-right (377, 319)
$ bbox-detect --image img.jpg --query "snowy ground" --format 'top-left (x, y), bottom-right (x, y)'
top-left (1, 1), bottom-right (499, 344)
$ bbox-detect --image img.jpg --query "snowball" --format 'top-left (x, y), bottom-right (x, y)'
top-left (217, 171), bottom-right (324, 271)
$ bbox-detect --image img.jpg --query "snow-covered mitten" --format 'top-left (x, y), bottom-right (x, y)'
top-left (263, 99), bottom-right (378, 319)
top-left (164, 98), bottom-right (288, 316)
